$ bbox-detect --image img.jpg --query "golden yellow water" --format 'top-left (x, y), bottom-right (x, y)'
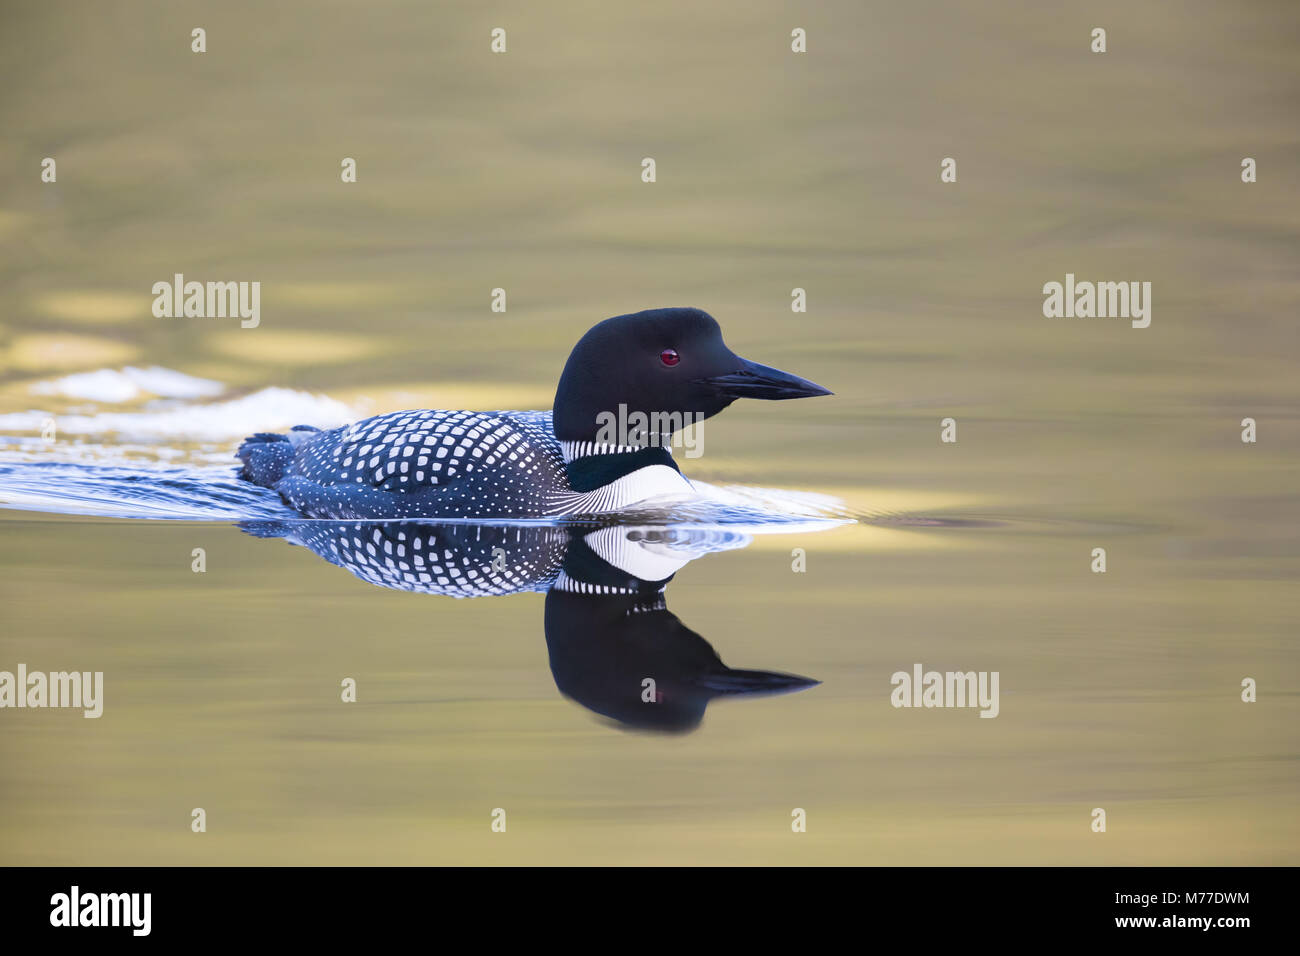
top-left (1, 0), bottom-right (1297, 864)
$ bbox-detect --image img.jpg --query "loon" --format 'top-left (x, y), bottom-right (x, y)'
top-left (237, 307), bottom-right (831, 519)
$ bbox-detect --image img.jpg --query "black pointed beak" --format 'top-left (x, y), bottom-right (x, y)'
top-left (697, 357), bottom-right (832, 400)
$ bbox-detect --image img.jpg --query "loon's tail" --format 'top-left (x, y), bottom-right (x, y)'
top-left (236, 425), bottom-right (321, 488)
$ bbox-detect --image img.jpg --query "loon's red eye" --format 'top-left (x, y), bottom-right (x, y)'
top-left (660, 348), bottom-right (680, 367)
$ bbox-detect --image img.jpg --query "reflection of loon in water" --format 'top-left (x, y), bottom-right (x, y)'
top-left (243, 519), bottom-right (818, 733)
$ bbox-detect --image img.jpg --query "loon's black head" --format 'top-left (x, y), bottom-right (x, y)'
top-left (552, 307), bottom-right (831, 444)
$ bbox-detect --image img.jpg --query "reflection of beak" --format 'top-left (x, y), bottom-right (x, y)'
top-left (697, 357), bottom-right (833, 400)
top-left (696, 669), bottom-right (821, 697)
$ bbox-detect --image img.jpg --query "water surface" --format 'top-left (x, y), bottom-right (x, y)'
top-left (1, 0), bottom-right (1297, 864)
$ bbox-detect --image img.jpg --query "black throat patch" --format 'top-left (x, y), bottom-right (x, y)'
top-left (564, 446), bottom-right (681, 493)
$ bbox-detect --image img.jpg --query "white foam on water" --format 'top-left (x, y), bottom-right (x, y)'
top-left (0, 386), bottom-right (354, 442)
top-left (30, 365), bottom-right (225, 402)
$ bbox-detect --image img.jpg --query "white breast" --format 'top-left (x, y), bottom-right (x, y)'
top-left (571, 464), bottom-right (696, 514)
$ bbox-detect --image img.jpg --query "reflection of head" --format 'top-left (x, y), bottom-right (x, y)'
top-left (544, 532), bottom-right (818, 734)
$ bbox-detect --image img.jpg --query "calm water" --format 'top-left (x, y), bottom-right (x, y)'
top-left (1, 0), bottom-right (1298, 864)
